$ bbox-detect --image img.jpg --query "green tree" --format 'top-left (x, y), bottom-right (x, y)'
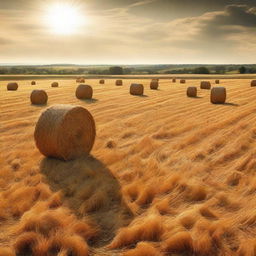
top-left (239, 66), bottom-right (246, 74)
top-left (214, 65), bottom-right (226, 74)
top-left (109, 66), bottom-right (123, 75)
top-left (193, 66), bottom-right (210, 74)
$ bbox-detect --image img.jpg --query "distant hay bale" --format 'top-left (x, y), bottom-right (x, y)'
top-left (180, 79), bottom-right (186, 84)
top-left (80, 78), bottom-right (85, 83)
top-left (172, 78), bottom-right (176, 83)
top-left (34, 104), bottom-right (96, 160)
top-left (116, 80), bottom-right (123, 86)
top-left (99, 79), bottom-right (105, 84)
top-left (51, 82), bottom-right (59, 87)
top-left (31, 81), bottom-right (36, 85)
top-left (215, 80), bottom-right (220, 84)
top-left (251, 80), bottom-right (256, 87)
top-left (211, 87), bottom-right (226, 104)
top-left (187, 87), bottom-right (197, 97)
top-left (76, 84), bottom-right (93, 99)
top-left (30, 90), bottom-right (48, 105)
top-left (7, 82), bottom-right (18, 91)
top-left (200, 81), bottom-right (211, 89)
top-left (150, 80), bottom-right (159, 90)
top-left (130, 83), bottom-right (144, 96)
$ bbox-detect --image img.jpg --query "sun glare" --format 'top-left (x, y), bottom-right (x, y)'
top-left (45, 3), bottom-right (85, 35)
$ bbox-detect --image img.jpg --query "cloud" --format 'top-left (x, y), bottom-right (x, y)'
top-left (0, 1), bottom-right (256, 64)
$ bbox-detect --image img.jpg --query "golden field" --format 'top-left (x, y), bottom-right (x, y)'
top-left (1, 77), bottom-right (256, 255)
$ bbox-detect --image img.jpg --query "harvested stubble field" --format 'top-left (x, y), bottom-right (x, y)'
top-left (1, 77), bottom-right (256, 256)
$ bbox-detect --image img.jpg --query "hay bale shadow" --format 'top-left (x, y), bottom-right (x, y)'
top-left (30, 103), bottom-right (48, 107)
top-left (40, 156), bottom-right (132, 247)
top-left (79, 98), bottom-right (98, 104)
top-left (131, 94), bottom-right (148, 98)
top-left (223, 102), bottom-right (239, 106)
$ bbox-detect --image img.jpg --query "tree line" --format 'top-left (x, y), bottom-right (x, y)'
top-left (0, 65), bottom-right (255, 75)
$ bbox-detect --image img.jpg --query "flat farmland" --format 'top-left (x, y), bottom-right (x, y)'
top-left (1, 77), bottom-right (256, 255)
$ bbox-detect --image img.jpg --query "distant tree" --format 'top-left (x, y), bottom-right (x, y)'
top-left (193, 66), bottom-right (210, 74)
top-left (109, 66), bottom-right (123, 75)
top-left (214, 65), bottom-right (226, 74)
top-left (239, 66), bottom-right (246, 74)
top-left (123, 68), bottom-right (132, 74)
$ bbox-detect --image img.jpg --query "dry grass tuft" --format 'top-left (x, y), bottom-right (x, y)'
top-left (49, 233), bottom-right (89, 256)
top-left (109, 215), bottom-right (164, 248)
top-left (199, 206), bottom-right (218, 219)
top-left (185, 185), bottom-right (207, 201)
top-left (79, 190), bottom-right (107, 213)
top-left (179, 214), bottom-right (196, 229)
top-left (0, 247), bottom-right (15, 256)
top-left (123, 242), bottom-right (162, 256)
top-left (226, 171), bottom-right (242, 186)
top-left (13, 231), bottom-right (39, 255)
top-left (163, 231), bottom-right (193, 254)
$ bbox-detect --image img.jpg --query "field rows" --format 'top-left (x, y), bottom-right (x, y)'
top-left (1, 78), bottom-right (256, 255)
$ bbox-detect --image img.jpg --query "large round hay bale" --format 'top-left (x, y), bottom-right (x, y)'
top-left (80, 78), bottom-right (85, 83)
top-left (76, 84), bottom-right (93, 99)
top-left (30, 90), bottom-right (48, 105)
top-left (200, 81), bottom-right (211, 89)
top-left (51, 82), bottom-right (59, 87)
top-left (211, 87), bottom-right (226, 104)
top-left (215, 80), bottom-right (220, 84)
top-left (130, 83), bottom-right (144, 96)
top-left (180, 79), bottom-right (186, 84)
top-left (34, 105), bottom-right (96, 160)
top-left (31, 81), bottom-right (36, 85)
top-left (172, 78), bottom-right (176, 83)
top-left (187, 87), bottom-right (197, 97)
top-left (7, 82), bottom-right (18, 91)
top-left (251, 80), bottom-right (256, 87)
top-left (150, 81), bottom-right (159, 90)
top-left (116, 80), bottom-right (123, 86)
top-left (99, 79), bottom-right (105, 84)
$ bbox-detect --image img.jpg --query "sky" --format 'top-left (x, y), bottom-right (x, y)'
top-left (0, 0), bottom-right (256, 64)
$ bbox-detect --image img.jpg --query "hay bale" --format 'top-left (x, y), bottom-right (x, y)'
top-left (99, 79), bottom-right (105, 84)
top-left (76, 84), bottom-right (93, 99)
top-left (215, 80), bottom-right (220, 84)
top-left (31, 81), bottom-right (36, 85)
top-left (172, 78), bottom-right (176, 83)
top-left (180, 79), bottom-right (186, 84)
top-left (80, 78), bottom-right (85, 83)
top-left (251, 80), bottom-right (256, 87)
top-left (211, 87), bottom-right (226, 104)
top-left (34, 104), bottom-right (96, 160)
top-left (130, 83), bottom-right (144, 96)
top-left (187, 87), bottom-right (197, 97)
top-left (51, 82), bottom-right (59, 87)
top-left (116, 80), bottom-right (123, 86)
top-left (150, 80), bottom-right (159, 90)
top-left (30, 90), bottom-right (48, 105)
top-left (200, 81), bottom-right (211, 89)
top-left (7, 82), bottom-right (18, 91)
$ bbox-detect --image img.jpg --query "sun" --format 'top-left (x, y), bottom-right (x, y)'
top-left (45, 3), bottom-right (85, 35)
